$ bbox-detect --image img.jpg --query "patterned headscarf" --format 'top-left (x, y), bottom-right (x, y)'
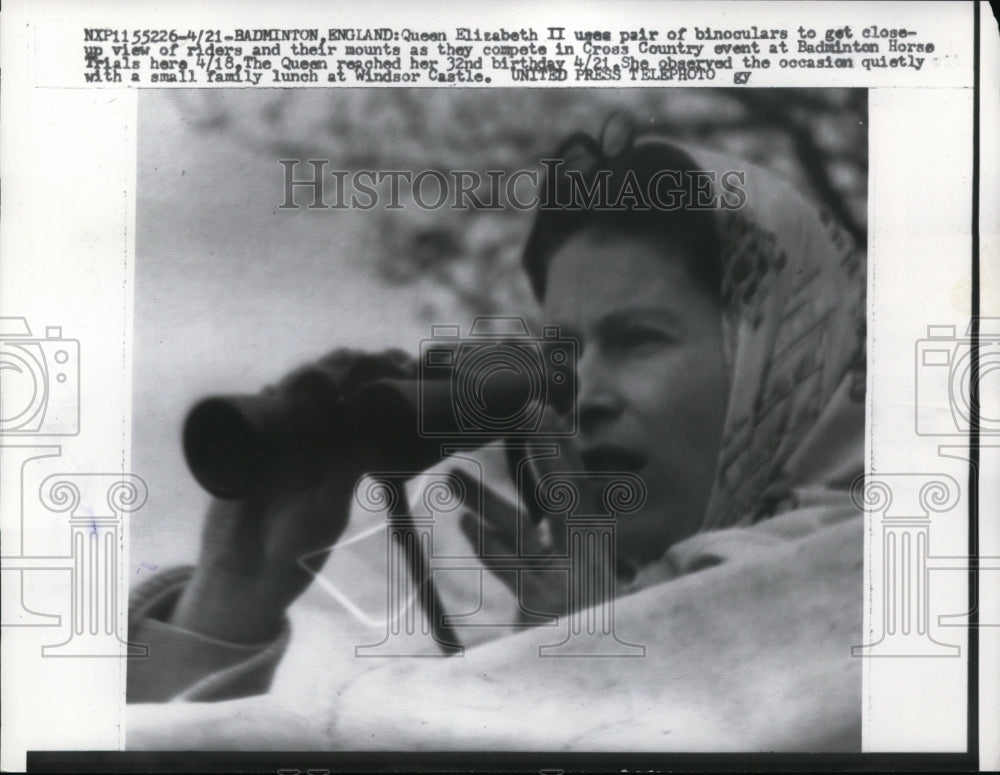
top-left (687, 142), bottom-right (865, 531)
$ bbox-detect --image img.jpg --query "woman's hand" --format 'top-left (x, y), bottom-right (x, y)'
top-left (169, 349), bottom-right (416, 644)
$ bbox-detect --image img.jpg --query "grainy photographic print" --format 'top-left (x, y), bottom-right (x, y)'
top-left (123, 88), bottom-right (869, 753)
top-left (2, 2), bottom-right (996, 772)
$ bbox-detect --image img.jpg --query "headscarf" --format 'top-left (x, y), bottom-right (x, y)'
top-left (679, 140), bottom-right (866, 533)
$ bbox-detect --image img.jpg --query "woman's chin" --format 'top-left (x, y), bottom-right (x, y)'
top-left (613, 507), bottom-right (699, 571)
top-left (614, 526), bottom-right (670, 571)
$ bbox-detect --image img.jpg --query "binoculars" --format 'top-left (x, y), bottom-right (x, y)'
top-left (183, 368), bottom-right (573, 499)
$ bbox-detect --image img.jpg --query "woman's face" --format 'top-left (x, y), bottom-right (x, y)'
top-left (542, 227), bottom-right (730, 567)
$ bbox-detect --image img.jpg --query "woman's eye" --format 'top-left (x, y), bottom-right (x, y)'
top-left (619, 327), bottom-right (673, 350)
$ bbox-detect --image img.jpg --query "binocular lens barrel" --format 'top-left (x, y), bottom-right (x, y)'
top-left (183, 379), bottom-right (455, 499)
top-left (182, 389), bottom-right (347, 499)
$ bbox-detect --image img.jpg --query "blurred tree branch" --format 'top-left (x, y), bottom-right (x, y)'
top-left (730, 89), bottom-right (867, 247)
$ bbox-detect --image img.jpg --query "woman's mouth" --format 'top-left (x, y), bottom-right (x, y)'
top-left (580, 446), bottom-right (648, 474)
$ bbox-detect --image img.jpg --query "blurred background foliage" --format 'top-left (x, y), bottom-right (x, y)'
top-left (168, 88), bottom-right (867, 320)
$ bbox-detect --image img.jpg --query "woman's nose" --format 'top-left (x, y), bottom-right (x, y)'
top-left (575, 349), bottom-right (624, 435)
